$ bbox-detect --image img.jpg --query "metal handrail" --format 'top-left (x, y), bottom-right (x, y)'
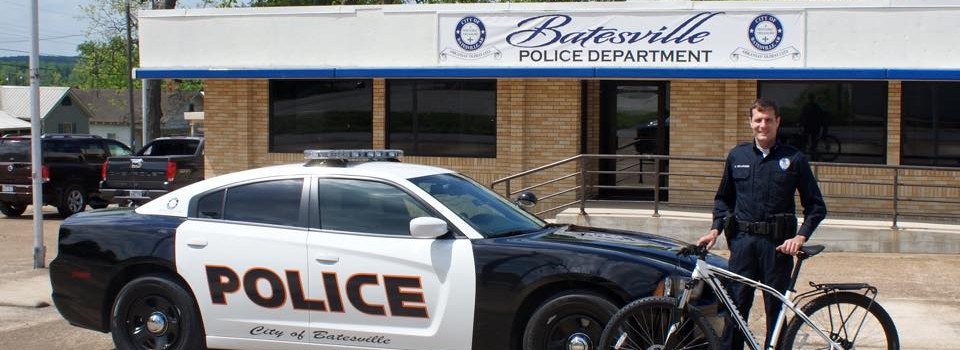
top-left (490, 154), bottom-right (960, 227)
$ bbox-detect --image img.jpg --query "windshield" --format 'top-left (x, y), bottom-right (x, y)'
top-left (410, 173), bottom-right (546, 238)
top-left (0, 139), bottom-right (29, 162)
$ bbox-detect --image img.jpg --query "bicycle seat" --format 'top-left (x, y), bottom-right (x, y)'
top-left (799, 245), bottom-right (825, 258)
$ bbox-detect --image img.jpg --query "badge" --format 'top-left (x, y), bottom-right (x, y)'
top-left (779, 157), bottom-right (791, 170)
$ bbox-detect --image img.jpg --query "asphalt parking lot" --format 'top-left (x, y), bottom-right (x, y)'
top-left (1, 207), bottom-right (958, 349)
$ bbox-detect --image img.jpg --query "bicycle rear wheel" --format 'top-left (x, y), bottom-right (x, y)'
top-left (598, 296), bottom-right (719, 350)
top-left (780, 292), bottom-right (899, 349)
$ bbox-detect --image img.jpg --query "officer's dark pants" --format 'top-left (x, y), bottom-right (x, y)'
top-left (721, 232), bottom-right (794, 350)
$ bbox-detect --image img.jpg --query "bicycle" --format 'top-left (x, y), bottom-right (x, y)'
top-left (598, 244), bottom-right (899, 349)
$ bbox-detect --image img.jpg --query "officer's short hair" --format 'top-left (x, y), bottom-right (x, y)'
top-left (749, 98), bottom-right (780, 118)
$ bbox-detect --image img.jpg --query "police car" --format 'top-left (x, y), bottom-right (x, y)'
top-left (50, 150), bottom-right (725, 350)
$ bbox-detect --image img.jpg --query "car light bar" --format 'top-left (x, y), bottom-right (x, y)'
top-left (304, 149), bottom-right (403, 162)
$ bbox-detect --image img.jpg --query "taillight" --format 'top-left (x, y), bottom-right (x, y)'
top-left (166, 160), bottom-right (177, 182)
top-left (101, 161), bottom-right (108, 181)
top-left (41, 165), bottom-right (50, 182)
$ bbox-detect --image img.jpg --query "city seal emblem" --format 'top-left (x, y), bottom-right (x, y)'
top-left (748, 14), bottom-right (783, 51)
top-left (455, 16), bottom-right (486, 51)
top-left (779, 157), bottom-right (791, 171)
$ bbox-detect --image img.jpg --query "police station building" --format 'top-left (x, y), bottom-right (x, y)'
top-left (135, 1), bottom-right (960, 221)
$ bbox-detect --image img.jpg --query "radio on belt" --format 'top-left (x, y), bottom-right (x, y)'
top-left (304, 149), bottom-right (403, 166)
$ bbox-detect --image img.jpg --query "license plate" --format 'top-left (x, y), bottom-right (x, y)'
top-left (1, 185), bottom-right (12, 193)
top-left (129, 190), bottom-right (145, 198)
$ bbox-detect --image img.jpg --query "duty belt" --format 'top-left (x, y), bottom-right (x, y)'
top-left (742, 222), bottom-right (776, 236)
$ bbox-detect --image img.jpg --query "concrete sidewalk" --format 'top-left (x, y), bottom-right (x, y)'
top-left (0, 271), bottom-right (50, 309)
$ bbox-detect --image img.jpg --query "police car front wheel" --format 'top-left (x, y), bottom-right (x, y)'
top-left (110, 275), bottom-right (206, 350)
top-left (522, 291), bottom-right (618, 350)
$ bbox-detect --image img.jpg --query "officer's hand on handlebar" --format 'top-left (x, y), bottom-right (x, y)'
top-left (696, 229), bottom-right (721, 250)
top-left (776, 235), bottom-right (807, 255)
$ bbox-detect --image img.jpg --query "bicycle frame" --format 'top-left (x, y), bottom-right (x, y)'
top-left (670, 258), bottom-right (843, 350)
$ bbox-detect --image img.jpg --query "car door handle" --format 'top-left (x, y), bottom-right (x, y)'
top-left (186, 238), bottom-right (208, 248)
top-left (314, 254), bottom-right (340, 264)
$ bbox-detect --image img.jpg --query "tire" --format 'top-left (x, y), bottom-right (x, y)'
top-left (599, 296), bottom-right (719, 350)
top-left (111, 275), bottom-right (206, 350)
top-left (0, 202), bottom-right (27, 217)
top-left (522, 291), bottom-right (618, 350)
top-left (780, 292), bottom-right (899, 350)
top-left (57, 184), bottom-right (87, 218)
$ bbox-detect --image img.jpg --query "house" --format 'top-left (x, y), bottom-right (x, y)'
top-left (72, 88), bottom-right (204, 146)
top-left (0, 86), bottom-right (91, 135)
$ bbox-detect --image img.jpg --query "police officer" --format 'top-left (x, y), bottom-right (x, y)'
top-left (697, 97), bottom-right (827, 349)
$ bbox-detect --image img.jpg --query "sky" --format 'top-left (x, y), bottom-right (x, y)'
top-left (0, 0), bottom-right (205, 58)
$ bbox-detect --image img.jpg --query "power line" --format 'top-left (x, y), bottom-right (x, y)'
top-left (0, 34), bottom-right (84, 44)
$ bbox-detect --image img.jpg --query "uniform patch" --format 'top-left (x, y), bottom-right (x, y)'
top-left (734, 164), bottom-right (750, 169)
top-left (779, 157), bottom-right (791, 170)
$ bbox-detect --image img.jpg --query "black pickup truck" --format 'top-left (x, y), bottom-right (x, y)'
top-left (99, 137), bottom-right (204, 206)
top-left (0, 134), bottom-right (134, 217)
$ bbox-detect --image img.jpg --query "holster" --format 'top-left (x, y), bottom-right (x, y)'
top-left (723, 215), bottom-right (736, 242)
top-left (769, 213), bottom-right (798, 241)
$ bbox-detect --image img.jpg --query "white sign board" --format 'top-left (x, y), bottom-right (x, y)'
top-left (438, 11), bottom-right (804, 68)
top-left (184, 112), bottom-right (205, 121)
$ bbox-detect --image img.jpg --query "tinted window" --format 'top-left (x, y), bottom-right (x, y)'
top-left (318, 179), bottom-right (432, 236)
top-left (269, 80), bottom-right (373, 152)
top-left (138, 139), bottom-right (199, 156)
top-left (105, 141), bottom-right (132, 157)
top-left (0, 139), bottom-right (29, 162)
top-left (759, 81), bottom-right (887, 164)
top-left (902, 82), bottom-right (960, 167)
top-left (78, 140), bottom-right (107, 163)
top-left (387, 79), bottom-right (496, 157)
top-left (43, 140), bottom-right (83, 162)
top-left (223, 179), bottom-right (304, 226)
top-left (197, 190), bottom-right (225, 219)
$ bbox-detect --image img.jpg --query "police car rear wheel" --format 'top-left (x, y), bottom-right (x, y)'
top-left (111, 275), bottom-right (206, 350)
top-left (522, 291), bottom-right (618, 350)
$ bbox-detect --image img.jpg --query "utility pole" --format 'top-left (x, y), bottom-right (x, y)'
top-left (126, 0), bottom-right (137, 149)
top-left (29, 0), bottom-right (45, 269)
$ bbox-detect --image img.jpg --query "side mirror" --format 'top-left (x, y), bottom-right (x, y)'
top-left (409, 217), bottom-right (448, 238)
top-left (514, 191), bottom-right (538, 208)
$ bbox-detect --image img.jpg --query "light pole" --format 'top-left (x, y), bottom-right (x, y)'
top-left (126, 0), bottom-right (137, 149)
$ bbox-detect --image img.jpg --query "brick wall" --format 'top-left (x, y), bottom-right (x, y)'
top-left (204, 78), bottom-right (582, 215)
top-left (203, 78), bottom-right (960, 223)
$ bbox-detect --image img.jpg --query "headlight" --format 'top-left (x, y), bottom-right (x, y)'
top-left (653, 275), bottom-right (703, 299)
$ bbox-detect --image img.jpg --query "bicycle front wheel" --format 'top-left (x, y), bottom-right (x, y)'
top-left (780, 291), bottom-right (899, 350)
top-left (598, 296), bottom-right (719, 350)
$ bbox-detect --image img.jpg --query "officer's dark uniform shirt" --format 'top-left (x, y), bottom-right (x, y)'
top-left (711, 141), bottom-right (827, 238)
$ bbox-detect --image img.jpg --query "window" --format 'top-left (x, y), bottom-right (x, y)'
top-left (269, 79), bottom-right (373, 153)
top-left (221, 179), bottom-right (304, 226)
top-left (317, 178), bottom-right (433, 236)
top-left (387, 80), bottom-right (496, 157)
top-left (57, 123), bottom-right (75, 134)
top-left (139, 139), bottom-right (199, 156)
top-left (105, 141), bottom-right (132, 157)
top-left (901, 82), bottom-right (960, 167)
top-left (78, 140), bottom-right (106, 163)
top-left (759, 81), bottom-right (887, 164)
top-left (197, 190), bottom-right (225, 219)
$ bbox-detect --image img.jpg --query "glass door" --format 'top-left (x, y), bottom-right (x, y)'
top-left (599, 81), bottom-right (669, 200)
